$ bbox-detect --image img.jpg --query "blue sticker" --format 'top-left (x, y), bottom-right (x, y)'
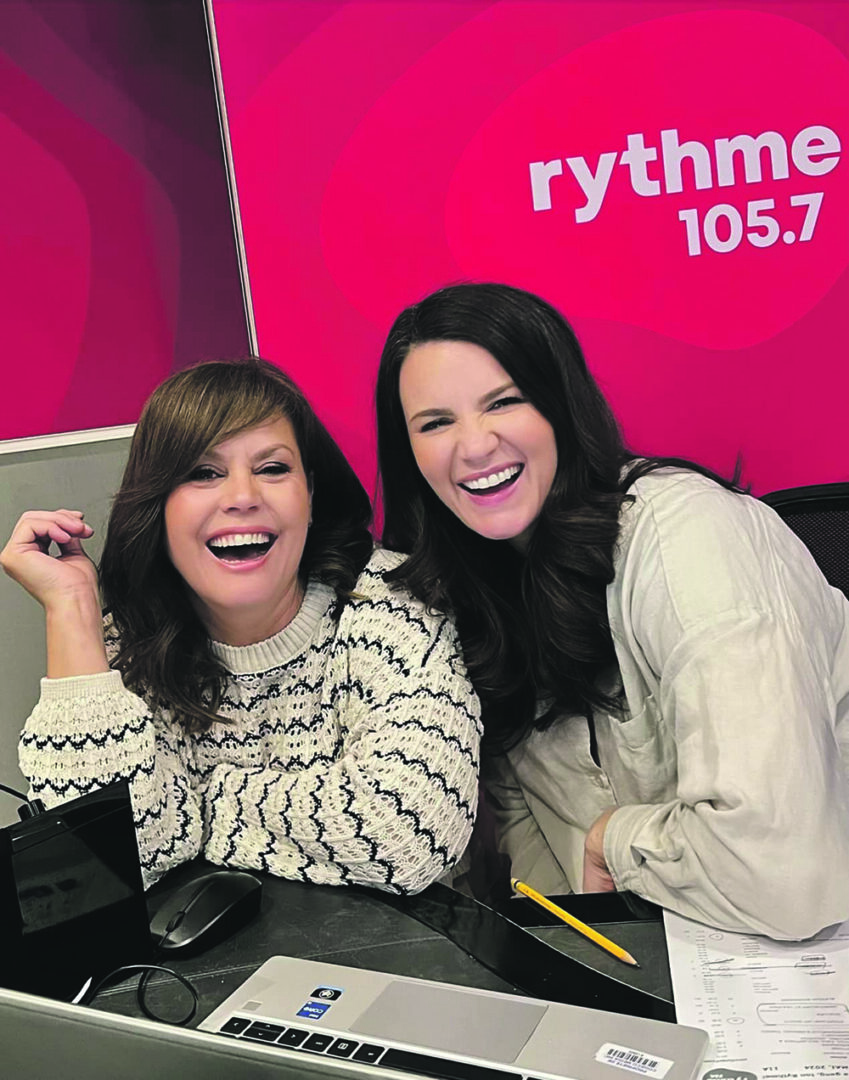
top-left (297, 1001), bottom-right (331, 1020)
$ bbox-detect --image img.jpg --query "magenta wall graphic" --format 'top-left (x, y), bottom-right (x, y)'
top-left (211, 0), bottom-right (849, 494)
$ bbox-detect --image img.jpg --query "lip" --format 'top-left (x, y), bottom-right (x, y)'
top-left (457, 464), bottom-right (524, 504)
top-left (458, 463), bottom-right (522, 486)
top-left (459, 472), bottom-right (524, 510)
top-left (206, 527), bottom-right (277, 543)
top-left (205, 528), bottom-right (278, 571)
top-left (206, 550), bottom-right (273, 572)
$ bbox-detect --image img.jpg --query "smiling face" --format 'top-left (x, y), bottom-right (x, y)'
top-left (164, 417), bottom-right (312, 645)
top-left (399, 341), bottom-right (558, 548)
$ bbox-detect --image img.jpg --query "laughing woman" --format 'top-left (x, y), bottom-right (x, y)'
top-left (375, 282), bottom-right (849, 939)
top-left (1, 359), bottom-right (481, 891)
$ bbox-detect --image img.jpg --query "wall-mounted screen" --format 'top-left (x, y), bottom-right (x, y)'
top-left (211, 0), bottom-right (849, 493)
top-left (0, 1), bottom-right (250, 446)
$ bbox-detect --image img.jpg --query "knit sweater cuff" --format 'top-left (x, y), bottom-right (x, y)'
top-left (39, 670), bottom-right (126, 700)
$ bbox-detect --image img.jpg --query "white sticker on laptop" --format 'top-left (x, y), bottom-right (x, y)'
top-left (596, 1042), bottom-right (673, 1078)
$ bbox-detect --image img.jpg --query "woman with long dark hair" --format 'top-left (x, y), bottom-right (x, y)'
top-left (3, 358), bottom-right (481, 892)
top-left (376, 282), bottom-right (849, 938)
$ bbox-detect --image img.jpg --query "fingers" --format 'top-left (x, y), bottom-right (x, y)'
top-left (12, 510), bottom-right (93, 549)
top-left (1, 510), bottom-right (94, 579)
top-left (1, 509), bottom-right (98, 606)
top-left (56, 535), bottom-right (88, 558)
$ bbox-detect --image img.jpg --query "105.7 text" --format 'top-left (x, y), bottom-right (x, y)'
top-left (678, 192), bottom-right (823, 256)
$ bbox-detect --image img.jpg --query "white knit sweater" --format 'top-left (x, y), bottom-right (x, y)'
top-left (19, 549), bottom-right (482, 893)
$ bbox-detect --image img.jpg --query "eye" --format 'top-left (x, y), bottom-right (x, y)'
top-left (186, 465), bottom-right (221, 482)
top-left (419, 416), bottom-right (452, 433)
top-left (488, 395), bottom-right (526, 411)
top-left (257, 462), bottom-right (291, 476)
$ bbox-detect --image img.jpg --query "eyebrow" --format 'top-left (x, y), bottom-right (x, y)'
top-left (205, 441), bottom-right (297, 463)
top-left (407, 381), bottom-right (518, 425)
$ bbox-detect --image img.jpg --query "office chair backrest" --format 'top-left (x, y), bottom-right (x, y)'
top-left (761, 483), bottom-right (849, 600)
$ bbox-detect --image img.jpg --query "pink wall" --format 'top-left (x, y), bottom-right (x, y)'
top-left (213, 0), bottom-right (849, 494)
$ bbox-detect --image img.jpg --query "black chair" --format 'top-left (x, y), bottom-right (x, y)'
top-left (761, 483), bottom-right (849, 599)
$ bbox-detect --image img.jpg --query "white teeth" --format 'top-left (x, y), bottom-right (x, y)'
top-left (208, 532), bottom-right (271, 548)
top-left (463, 466), bottom-right (521, 491)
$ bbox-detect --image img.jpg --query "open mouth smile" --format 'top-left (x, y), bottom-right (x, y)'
top-left (207, 531), bottom-right (277, 563)
top-left (458, 464), bottom-right (523, 495)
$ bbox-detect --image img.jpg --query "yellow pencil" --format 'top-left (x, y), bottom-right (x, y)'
top-left (511, 878), bottom-right (639, 967)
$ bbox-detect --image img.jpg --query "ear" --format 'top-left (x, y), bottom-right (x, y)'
top-left (308, 472), bottom-right (314, 525)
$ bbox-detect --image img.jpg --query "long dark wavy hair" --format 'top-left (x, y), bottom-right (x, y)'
top-left (376, 283), bottom-right (741, 749)
top-left (100, 358), bottom-right (373, 733)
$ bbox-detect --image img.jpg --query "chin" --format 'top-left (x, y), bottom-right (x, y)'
top-left (465, 517), bottom-right (530, 544)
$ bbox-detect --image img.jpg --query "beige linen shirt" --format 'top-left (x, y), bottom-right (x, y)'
top-left (485, 470), bottom-right (849, 939)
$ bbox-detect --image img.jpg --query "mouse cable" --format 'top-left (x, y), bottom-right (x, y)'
top-left (74, 900), bottom-right (203, 1023)
top-left (0, 780), bottom-right (28, 800)
top-left (0, 779), bottom-right (46, 820)
top-left (130, 912), bottom-right (205, 1024)
top-left (77, 964), bottom-right (199, 1026)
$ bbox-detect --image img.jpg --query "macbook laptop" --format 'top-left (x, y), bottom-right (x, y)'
top-left (1, 956), bottom-right (708, 1080)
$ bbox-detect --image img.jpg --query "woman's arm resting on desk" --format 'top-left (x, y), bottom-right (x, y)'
top-left (20, 561), bottom-right (482, 894)
top-left (18, 662), bottom-right (203, 887)
top-left (602, 485), bottom-right (849, 939)
top-left (200, 557), bottom-right (483, 894)
top-left (603, 611), bottom-right (849, 938)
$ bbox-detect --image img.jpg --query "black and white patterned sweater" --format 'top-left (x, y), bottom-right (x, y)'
top-left (19, 549), bottom-right (482, 893)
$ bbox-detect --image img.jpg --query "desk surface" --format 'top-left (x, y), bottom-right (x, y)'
top-left (94, 861), bottom-right (673, 1026)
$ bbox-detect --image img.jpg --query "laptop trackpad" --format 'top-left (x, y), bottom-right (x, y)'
top-left (349, 980), bottom-right (546, 1062)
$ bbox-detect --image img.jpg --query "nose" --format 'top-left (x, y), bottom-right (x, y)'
top-left (456, 418), bottom-right (499, 463)
top-left (219, 469), bottom-right (261, 512)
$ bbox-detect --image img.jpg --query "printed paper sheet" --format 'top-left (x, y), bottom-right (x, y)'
top-left (664, 911), bottom-right (849, 1080)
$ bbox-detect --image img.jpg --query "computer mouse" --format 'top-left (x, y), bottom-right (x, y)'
top-left (149, 869), bottom-right (262, 956)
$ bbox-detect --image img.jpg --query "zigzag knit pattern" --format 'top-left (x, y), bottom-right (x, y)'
top-left (19, 549), bottom-right (482, 893)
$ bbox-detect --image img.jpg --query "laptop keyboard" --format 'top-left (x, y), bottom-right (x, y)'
top-left (215, 1013), bottom-right (535, 1080)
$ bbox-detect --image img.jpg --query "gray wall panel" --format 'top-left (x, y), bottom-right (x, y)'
top-left (0, 438), bottom-right (131, 824)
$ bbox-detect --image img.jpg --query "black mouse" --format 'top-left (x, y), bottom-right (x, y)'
top-left (149, 869), bottom-right (262, 956)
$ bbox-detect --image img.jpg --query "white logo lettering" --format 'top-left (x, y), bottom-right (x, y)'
top-left (529, 123), bottom-right (841, 224)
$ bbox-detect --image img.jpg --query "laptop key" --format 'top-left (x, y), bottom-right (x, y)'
top-left (243, 1022), bottom-right (286, 1043)
top-left (352, 1044), bottom-right (385, 1064)
top-left (303, 1033), bottom-right (335, 1053)
top-left (327, 1039), bottom-right (359, 1058)
top-left (219, 1017), bottom-right (251, 1035)
top-left (279, 1028), bottom-right (309, 1046)
top-left (380, 1048), bottom-right (522, 1080)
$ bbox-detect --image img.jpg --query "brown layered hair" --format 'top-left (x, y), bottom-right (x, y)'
top-left (100, 358), bottom-right (373, 732)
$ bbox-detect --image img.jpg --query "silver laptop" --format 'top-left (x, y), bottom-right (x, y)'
top-left (1, 956), bottom-right (708, 1080)
top-left (1, 981), bottom-right (408, 1080)
top-left (199, 955), bottom-right (709, 1079)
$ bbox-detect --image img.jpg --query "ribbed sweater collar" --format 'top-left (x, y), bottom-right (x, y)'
top-left (210, 579), bottom-right (335, 674)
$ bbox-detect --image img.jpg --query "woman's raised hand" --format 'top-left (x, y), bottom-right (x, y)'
top-left (1, 510), bottom-right (109, 677)
top-left (1, 509), bottom-right (98, 610)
